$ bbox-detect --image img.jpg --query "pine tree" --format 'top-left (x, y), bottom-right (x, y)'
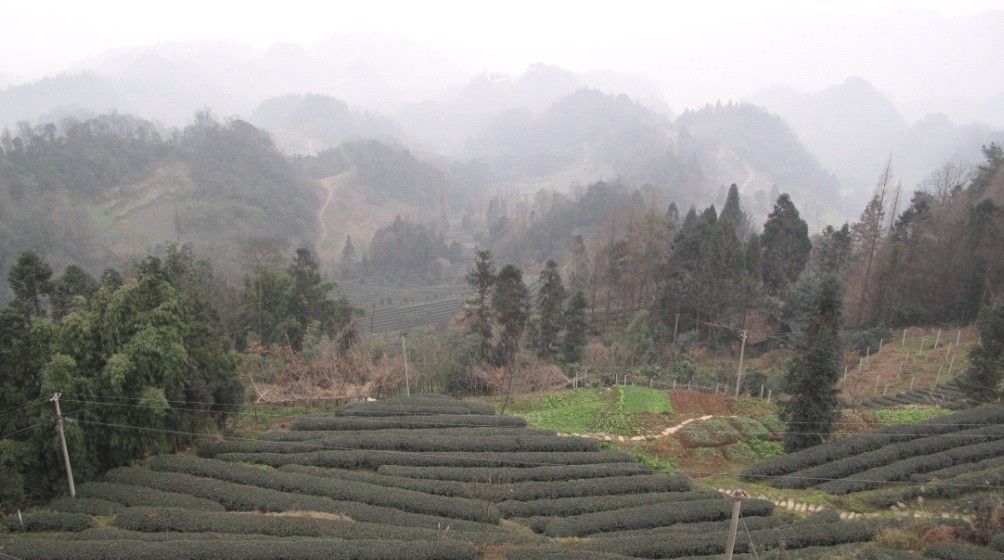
top-left (781, 274), bottom-right (843, 452)
top-left (7, 250), bottom-right (54, 317)
top-left (340, 235), bottom-right (357, 278)
top-left (760, 194), bottom-right (812, 295)
top-left (960, 303), bottom-right (1004, 403)
top-left (465, 250), bottom-right (496, 362)
top-left (534, 259), bottom-right (566, 359)
top-left (561, 291), bottom-right (590, 363)
top-left (492, 264), bottom-right (529, 366)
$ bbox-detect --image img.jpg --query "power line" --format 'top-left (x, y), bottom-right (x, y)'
top-left (0, 423), bottom-right (41, 439)
top-left (68, 418), bottom-right (1004, 490)
top-left (59, 396), bottom-right (1003, 430)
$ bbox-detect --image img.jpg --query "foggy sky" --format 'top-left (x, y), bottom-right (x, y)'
top-left (2, 0), bottom-right (1002, 114)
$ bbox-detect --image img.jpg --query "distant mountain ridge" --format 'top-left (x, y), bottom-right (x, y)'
top-left (747, 76), bottom-right (1004, 200)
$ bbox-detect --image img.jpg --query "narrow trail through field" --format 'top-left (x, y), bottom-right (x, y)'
top-left (315, 179), bottom-right (337, 249)
top-left (562, 414), bottom-right (724, 443)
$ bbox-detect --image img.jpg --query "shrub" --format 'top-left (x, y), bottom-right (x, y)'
top-left (773, 426), bottom-right (1004, 490)
top-left (77, 482), bottom-right (225, 511)
top-left (924, 542), bottom-right (1004, 560)
top-left (816, 439), bottom-right (1004, 494)
top-left (291, 414), bottom-right (525, 430)
top-left (0, 537), bottom-right (478, 559)
top-left (267, 425), bottom-right (543, 441)
top-left (102, 467), bottom-right (494, 532)
top-left (376, 462), bottom-right (650, 483)
top-left (504, 547), bottom-right (635, 559)
top-left (505, 474), bottom-right (690, 502)
top-left (113, 506), bottom-right (544, 545)
top-left (498, 490), bottom-right (719, 518)
top-left (214, 449), bottom-right (631, 469)
top-left (581, 519), bottom-right (875, 557)
top-left (149, 455), bottom-right (497, 522)
top-left (2, 512), bottom-right (95, 532)
top-left (543, 498), bottom-right (773, 537)
top-left (744, 405), bottom-right (1004, 481)
top-left (48, 498), bottom-right (123, 516)
top-left (200, 431), bottom-right (599, 457)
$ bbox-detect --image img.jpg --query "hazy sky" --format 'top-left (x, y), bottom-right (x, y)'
top-left (3, 0), bottom-right (1002, 110)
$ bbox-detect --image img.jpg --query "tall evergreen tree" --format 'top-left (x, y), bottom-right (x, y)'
top-left (959, 303), bottom-right (1004, 403)
top-left (50, 264), bottom-right (99, 320)
top-left (492, 264), bottom-right (529, 366)
top-left (465, 250), bottom-right (496, 362)
top-left (534, 259), bottom-right (567, 359)
top-left (760, 194), bottom-right (812, 295)
top-left (781, 274), bottom-right (843, 452)
top-left (7, 251), bottom-right (54, 317)
top-left (561, 291), bottom-right (590, 363)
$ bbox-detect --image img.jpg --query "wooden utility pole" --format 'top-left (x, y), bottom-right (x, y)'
top-left (50, 393), bottom-right (75, 498)
top-left (724, 490), bottom-right (746, 560)
top-left (401, 332), bottom-right (410, 397)
top-left (734, 330), bottom-right (748, 397)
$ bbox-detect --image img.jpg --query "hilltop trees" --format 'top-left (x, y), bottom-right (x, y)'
top-left (532, 259), bottom-right (567, 359)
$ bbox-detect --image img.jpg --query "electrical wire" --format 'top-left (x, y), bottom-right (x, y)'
top-left (67, 417), bottom-right (1004, 489)
top-left (57, 396), bottom-right (1004, 431)
top-left (0, 423), bottom-right (40, 439)
top-left (739, 512), bottom-right (760, 560)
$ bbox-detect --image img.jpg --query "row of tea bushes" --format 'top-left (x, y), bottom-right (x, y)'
top-left (497, 490), bottom-right (721, 518)
top-left (580, 519), bottom-right (877, 558)
top-left (504, 474), bottom-right (690, 502)
top-left (375, 462), bottom-right (651, 483)
top-left (909, 454), bottom-right (1004, 482)
top-left (103, 467), bottom-right (494, 532)
top-left (542, 497), bottom-right (775, 537)
top-left (263, 426), bottom-right (545, 441)
top-left (48, 497), bottom-right (124, 516)
top-left (923, 542), bottom-right (1004, 560)
top-left (2, 512), bottom-right (95, 533)
top-left (213, 449), bottom-right (632, 469)
top-left (113, 506), bottom-right (545, 545)
top-left (814, 438), bottom-right (1004, 494)
top-left (290, 414), bottom-right (526, 431)
top-left (868, 466), bottom-right (1004, 507)
top-left (77, 481), bottom-right (226, 511)
top-left (334, 395), bottom-right (496, 417)
top-left (148, 455), bottom-right (497, 523)
top-left (200, 431), bottom-right (600, 456)
top-left (0, 537), bottom-right (477, 560)
top-left (743, 405), bottom-right (1004, 480)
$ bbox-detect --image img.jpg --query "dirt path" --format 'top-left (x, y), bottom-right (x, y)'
top-left (740, 161), bottom-right (755, 193)
top-left (315, 179), bottom-right (337, 249)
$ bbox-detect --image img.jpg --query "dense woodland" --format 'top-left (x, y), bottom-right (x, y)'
top-left (0, 94), bottom-right (1003, 513)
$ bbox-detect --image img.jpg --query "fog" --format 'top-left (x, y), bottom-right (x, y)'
top-left (2, 1), bottom-right (1001, 121)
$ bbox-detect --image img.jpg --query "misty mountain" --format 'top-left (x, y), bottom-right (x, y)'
top-left (676, 101), bottom-right (841, 223)
top-left (249, 94), bottom-right (405, 155)
top-left (395, 64), bottom-right (671, 154)
top-left (465, 88), bottom-right (675, 180)
top-left (747, 76), bottom-right (1004, 203)
top-left (0, 112), bottom-right (319, 301)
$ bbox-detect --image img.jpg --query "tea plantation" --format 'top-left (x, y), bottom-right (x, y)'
top-left (3, 395), bottom-right (1000, 559)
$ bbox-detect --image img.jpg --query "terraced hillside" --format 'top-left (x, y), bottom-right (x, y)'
top-left (2, 394), bottom-right (883, 559)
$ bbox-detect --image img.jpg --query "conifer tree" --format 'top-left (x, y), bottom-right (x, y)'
top-left (465, 250), bottom-right (496, 362)
top-left (960, 303), bottom-right (1004, 403)
top-left (781, 274), bottom-right (843, 452)
top-left (492, 264), bottom-right (529, 366)
top-left (561, 291), bottom-right (590, 363)
top-left (534, 259), bottom-right (566, 359)
top-left (760, 194), bottom-right (811, 295)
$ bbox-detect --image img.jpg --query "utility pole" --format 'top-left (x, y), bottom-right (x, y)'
top-left (50, 393), bottom-right (75, 498)
top-left (401, 332), bottom-right (410, 397)
top-left (734, 330), bottom-right (747, 397)
top-left (724, 489), bottom-right (746, 560)
top-left (673, 313), bottom-right (681, 345)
